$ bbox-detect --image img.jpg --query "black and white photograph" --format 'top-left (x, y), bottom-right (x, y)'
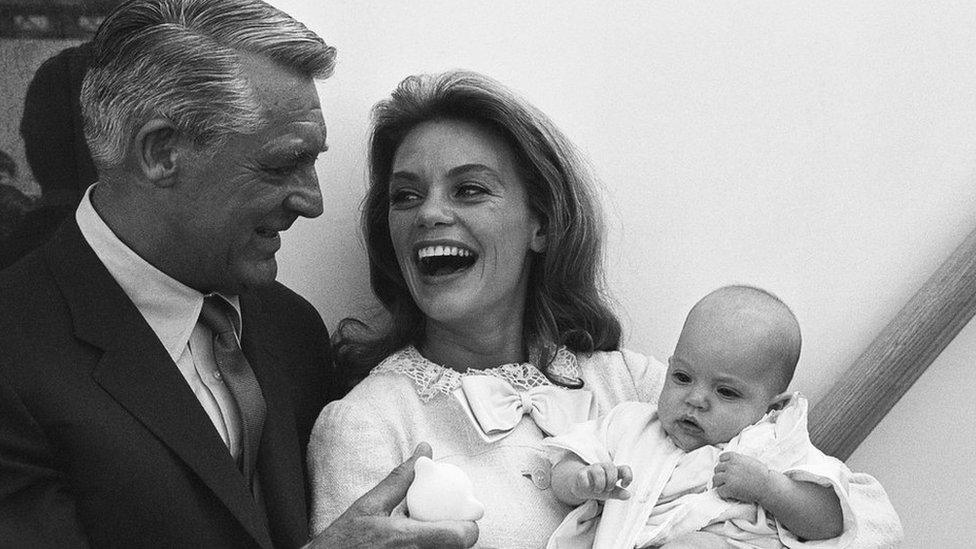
top-left (2, 1), bottom-right (973, 547)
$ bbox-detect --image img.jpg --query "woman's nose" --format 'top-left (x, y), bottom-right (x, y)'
top-left (415, 192), bottom-right (454, 228)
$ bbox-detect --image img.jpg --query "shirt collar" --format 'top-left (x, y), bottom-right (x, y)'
top-left (75, 184), bottom-right (241, 361)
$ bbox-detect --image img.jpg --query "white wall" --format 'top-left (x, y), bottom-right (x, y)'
top-left (270, 2), bottom-right (976, 545)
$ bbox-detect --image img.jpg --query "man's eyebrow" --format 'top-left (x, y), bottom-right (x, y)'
top-left (264, 129), bottom-right (328, 157)
top-left (284, 121), bottom-right (328, 150)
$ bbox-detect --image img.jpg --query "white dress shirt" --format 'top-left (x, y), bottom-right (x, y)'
top-left (76, 184), bottom-right (243, 459)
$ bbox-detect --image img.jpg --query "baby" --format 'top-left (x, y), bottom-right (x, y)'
top-left (546, 286), bottom-right (861, 548)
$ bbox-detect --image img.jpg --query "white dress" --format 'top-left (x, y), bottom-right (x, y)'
top-left (307, 347), bottom-right (902, 548)
top-left (307, 346), bottom-right (664, 549)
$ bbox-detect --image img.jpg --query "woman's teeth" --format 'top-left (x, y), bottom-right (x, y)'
top-left (415, 245), bottom-right (477, 276)
top-left (417, 245), bottom-right (473, 260)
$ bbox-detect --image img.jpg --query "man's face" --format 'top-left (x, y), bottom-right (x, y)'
top-left (165, 54), bottom-right (327, 294)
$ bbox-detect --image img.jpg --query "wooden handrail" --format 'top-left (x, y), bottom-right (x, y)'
top-left (810, 225), bottom-right (976, 460)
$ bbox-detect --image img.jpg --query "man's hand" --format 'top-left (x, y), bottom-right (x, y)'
top-left (711, 451), bottom-right (772, 504)
top-left (307, 443), bottom-right (478, 549)
top-left (570, 462), bottom-right (633, 502)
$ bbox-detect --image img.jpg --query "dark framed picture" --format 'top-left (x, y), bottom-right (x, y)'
top-left (1, 1), bottom-right (118, 262)
top-left (0, 0), bottom-right (118, 39)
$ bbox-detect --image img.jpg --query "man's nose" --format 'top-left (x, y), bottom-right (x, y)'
top-left (285, 173), bottom-right (324, 218)
top-left (415, 191), bottom-right (453, 228)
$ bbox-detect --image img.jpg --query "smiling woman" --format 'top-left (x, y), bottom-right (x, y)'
top-left (306, 71), bottom-right (637, 547)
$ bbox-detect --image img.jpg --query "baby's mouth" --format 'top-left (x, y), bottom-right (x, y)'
top-left (415, 245), bottom-right (478, 277)
top-left (677, 416), bottom-right (703, 434)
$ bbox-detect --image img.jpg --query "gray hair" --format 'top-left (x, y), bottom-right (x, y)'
top-left (80, 0), bottom-right (336, 169)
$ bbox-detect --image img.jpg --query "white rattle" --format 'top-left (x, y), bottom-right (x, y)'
top-left (406, 456), bottom-right (486, 521)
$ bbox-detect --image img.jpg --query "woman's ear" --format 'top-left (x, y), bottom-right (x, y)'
top-left (767, 391), bottom-right (793, 411)
top-left (529, 222), bottom-right (547, 253)
top-left (134, 119), bottom-right (179, 186)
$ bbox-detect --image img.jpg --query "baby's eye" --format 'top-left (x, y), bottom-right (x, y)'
top-left (671, 371), bottom-right (691, 384)
top-left (717, 387), bottom-right (741, 399)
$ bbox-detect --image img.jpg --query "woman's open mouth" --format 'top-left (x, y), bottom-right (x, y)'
top-left (415, 245), bottom-right (478, 277)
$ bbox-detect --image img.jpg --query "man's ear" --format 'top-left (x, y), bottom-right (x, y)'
top-left (134, 119), bottom-right (180, 186)
top-left (767, 391), bottom-right (793, 411)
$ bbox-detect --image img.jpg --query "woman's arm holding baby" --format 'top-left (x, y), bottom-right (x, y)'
top-left (551, 454), bottom-right (633, 506)
top-left (713, 452), bottom-right (844, 541)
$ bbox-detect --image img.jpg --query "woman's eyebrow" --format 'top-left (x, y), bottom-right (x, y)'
top-left (447, 163), bottom-right (497, 178)
top-left (390, 170), bottom-right (421, 182)
top-left (389, 163), bottom-right (500, 183)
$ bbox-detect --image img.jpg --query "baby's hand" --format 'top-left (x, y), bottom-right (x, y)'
top-left (572, 462), bottom-right (633, 501)
top-left (712, 451), bottom-right (772, 504)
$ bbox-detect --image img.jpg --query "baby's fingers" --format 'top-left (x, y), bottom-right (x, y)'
top-left (575, 468), bottom-right (595, 495)
top-left (589, 465), bottom-right (611, 493)
top-left (609, 485), bottom-right (632, 501)
top-left (601, 463), bottom-right (621, 493)
top-left (712, 471), bottom-right (726, 489)
top-left (618, 465), bottom-right (633, 488)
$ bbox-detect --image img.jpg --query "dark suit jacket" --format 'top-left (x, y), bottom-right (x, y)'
top-left (0, 219), bottom-right (343, 548)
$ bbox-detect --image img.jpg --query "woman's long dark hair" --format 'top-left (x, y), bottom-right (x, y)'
top-left (335, 70), bottom-right (621, 385)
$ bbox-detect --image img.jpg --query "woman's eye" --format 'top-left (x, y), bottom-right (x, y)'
top-left (389, 189), bottom-right (421, 206)
top-left (717, 387), bottom-right (740, 399)
top-left (456, 183), bottom-right (488, 198)
top-left (672, 372), bottom-right (691, 384)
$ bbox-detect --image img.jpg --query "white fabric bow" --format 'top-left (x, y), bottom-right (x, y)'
top-left (454, 375), bottom-right (595, 442)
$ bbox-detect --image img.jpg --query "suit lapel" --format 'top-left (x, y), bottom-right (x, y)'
top-left (241, 294), bottom-right (309, 547)
top-left (46, 220), bottom-right (274, 549)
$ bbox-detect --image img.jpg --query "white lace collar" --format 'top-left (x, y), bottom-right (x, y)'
top-left (371, 345), bottom-right (583, 403)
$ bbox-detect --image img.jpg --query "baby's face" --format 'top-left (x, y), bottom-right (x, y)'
top-left (657, 345), bottom-right (780, 452)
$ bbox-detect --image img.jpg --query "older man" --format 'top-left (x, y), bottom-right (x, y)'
top-left (0, 1), bottom-right (476, 547)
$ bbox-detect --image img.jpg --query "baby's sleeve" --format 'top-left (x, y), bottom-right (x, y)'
top-left (543, 401), bottom-right (654, 467)
top-left (779, 450), bottom-right (903, 548)
top-left (306, 398), bottom-right (406, 536)
top-left (543, 406), bottom-right (621, 467)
